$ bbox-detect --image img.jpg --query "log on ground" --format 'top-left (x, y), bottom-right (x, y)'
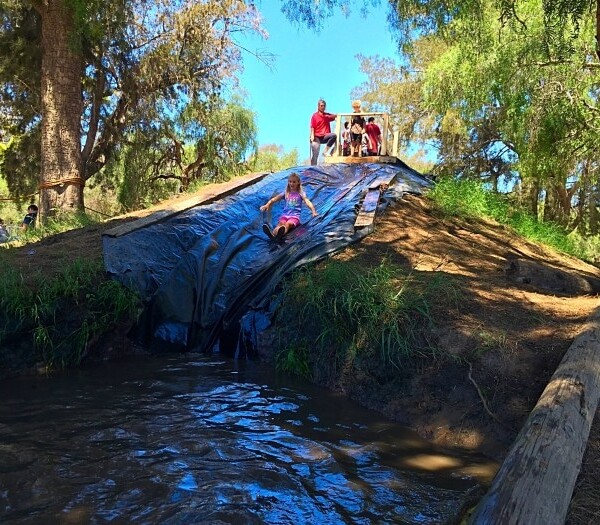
top-left (469, 306), bottom-right (600, 525)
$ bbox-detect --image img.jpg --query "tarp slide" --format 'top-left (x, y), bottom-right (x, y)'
top-left (103, 161), bottom-right (431, 354)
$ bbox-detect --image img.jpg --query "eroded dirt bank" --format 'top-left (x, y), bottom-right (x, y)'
top-left (259, 194), bottom-right (600, 523)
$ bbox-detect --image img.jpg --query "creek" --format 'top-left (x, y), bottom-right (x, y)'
top-left (0, 355), bottom-right (496, 524)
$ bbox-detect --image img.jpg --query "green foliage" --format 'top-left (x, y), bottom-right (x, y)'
top-left (0, 0), bottom-right (265, 207)
top-left (275, 342), bottom-right (311, 379)
top-left (275, 259), bottom-right (457, 381)
top-left (93, 97), bottom-right (259, 211)
top-left (182, 97), bottom-right (259, 183)
top-left (570, 232), bottom-right (600, 264)
top-left (429, 176), bottom-right (588, 258)
top-left (508, 209), bottom-right (584, 257)
top-left (250, 144), bottom-right (300, 172)
top-left (0, 257), bottom-right (141, 370)
top-left (279, 0), bottom-right (380, 30)
top-left (357, 0), bottom-right (600, 238)
top-left (0, 200), bottom-right (103, 247)
top-left (428, 177), bottom-right (510, 219)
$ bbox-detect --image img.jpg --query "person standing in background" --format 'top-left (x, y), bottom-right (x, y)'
top-left (341, 121), bottom-right (351, 156)
top-left (349, 100), bottom-right (365, 157)
top-left (309, 99), bottom-right (337, 166)
top-left (365, 117), bottom-right (381, 156)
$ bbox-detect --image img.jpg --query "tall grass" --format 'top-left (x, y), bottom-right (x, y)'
top-left (275, 259), bottom-right (459, 380)
top-left (0, 257), bottom-right (141, 371)
top-left (429, 177), bottom-right (589, 259)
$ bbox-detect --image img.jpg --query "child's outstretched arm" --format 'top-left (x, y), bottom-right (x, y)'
top-left (303, 196), bottom-right (318, 217)
top-left (260, 193), bottom-right (283, 212)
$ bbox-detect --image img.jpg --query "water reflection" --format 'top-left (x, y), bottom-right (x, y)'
top-left (0, 355), bottom-right (495, 524)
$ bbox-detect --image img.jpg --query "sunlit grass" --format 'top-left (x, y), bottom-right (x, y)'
top-left (274, 259), bottom-right (459, 380)
top-left (428, 177), bottom-right (591, 260)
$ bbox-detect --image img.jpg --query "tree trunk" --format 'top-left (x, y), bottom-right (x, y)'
top-left (518, 177), bottom-right (540, 218)
top-left (590, 185), bottom-right (599, 235)
top-left (37, 0), bottom-right (84, 219)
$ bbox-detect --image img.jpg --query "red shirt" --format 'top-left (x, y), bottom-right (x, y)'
top-left (365, 122), bottom-right (381, 153)
top-left (310, 111), bottom-right (336, 137)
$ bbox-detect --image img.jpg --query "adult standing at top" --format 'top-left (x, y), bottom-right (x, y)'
top-left (309, 99), bottom-right (337, 166)
top-left (365, 117), bottom-right (381, 156)
top-left (349, 100), bottom-right (365, 157)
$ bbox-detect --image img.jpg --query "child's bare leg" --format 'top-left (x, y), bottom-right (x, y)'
top-left (274, 220), bottom-right (296, 239)
top-left (283, 221), bottom-right (297, 234)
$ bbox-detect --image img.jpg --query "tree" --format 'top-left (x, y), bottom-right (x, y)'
top-left (354, 0), bottom-right (600, 234)
top-left (0, 0), bottom-right (265, 219)
top-left (36, 0), bottom-right (83, 215)
top-left (250, 144), bottom-right (299, 172)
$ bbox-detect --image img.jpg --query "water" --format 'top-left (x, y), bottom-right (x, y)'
top-left (0, 355), bottom-right (496, 524)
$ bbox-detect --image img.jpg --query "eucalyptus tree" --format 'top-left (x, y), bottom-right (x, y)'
top-left (0, 0), bottom-right (264, 218)
top-left (422, 0), bottom-right (599, 230)
top-left (95, 96), bottom-right (258, 212)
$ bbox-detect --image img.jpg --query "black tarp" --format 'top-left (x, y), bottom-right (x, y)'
top-left (103, 161), bottom-right (432, 354)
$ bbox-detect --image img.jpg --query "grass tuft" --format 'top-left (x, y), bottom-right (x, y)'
top-left (274, 259), bottom-right (457, 381)
top-left (0, 257), bottom-right (141, 371)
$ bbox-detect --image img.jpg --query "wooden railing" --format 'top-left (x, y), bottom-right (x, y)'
top-left (329, 112), bottom-right (396, 158)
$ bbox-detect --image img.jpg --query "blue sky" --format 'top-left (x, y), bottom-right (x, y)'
top-left (237, 3), bottom-right (399, 159)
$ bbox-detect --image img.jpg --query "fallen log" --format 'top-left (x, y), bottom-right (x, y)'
top-left (469, 305), bottom-right (600, 525)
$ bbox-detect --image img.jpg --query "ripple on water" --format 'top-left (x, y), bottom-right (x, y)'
top-left (0, 355), bottom-right (495, 524)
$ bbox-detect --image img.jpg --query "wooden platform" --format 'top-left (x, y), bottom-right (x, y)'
top-left (103, 171), bottom-right (270, 238)
top-left (324, 154), bottom-right (399, 165)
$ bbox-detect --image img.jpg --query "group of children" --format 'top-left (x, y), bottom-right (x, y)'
top-left (0, 204), bottom-right (38, 243)
top-left (342, 100), bottom-right (382, 157)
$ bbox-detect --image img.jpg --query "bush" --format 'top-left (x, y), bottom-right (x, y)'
top-left (0, 257), bottom-right (141, 371)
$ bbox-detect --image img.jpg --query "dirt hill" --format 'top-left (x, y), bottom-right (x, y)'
top-left (2, 192), bottom-right (600, 522)
top-left (329, 194), bottom-right (600, 524)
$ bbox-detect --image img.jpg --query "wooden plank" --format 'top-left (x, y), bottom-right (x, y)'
top-left (469, 306), bottom-right (600, 525)
top-left (324, 155), bottom-right (399, 165)
top-left (103, 171), bottom-right (270, 238)
top-left (354, 188), bottom-right (381, 228)
top-left (368, 171), bottom-right (397, 190)
top-left (353, 171), bottom-right (396, 228)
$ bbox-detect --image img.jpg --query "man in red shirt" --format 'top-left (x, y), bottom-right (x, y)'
top-left (365, 117), bottom-right (381, 156)
top-left (309, 99), bottom-right (337, 165)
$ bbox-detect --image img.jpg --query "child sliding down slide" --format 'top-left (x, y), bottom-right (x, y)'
top-left (259, 172), bottom-right (318, 241)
